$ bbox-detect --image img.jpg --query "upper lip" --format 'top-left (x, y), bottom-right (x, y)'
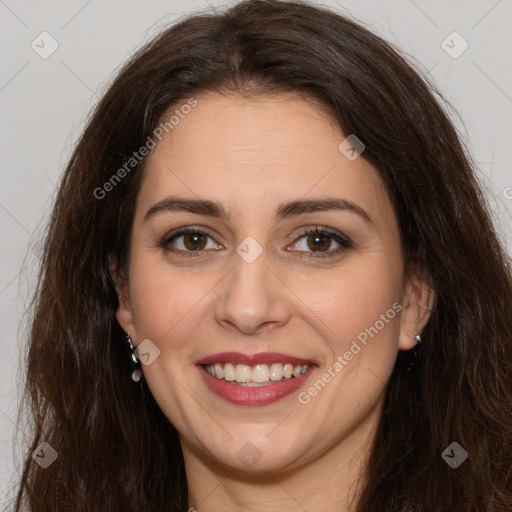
top-left (196, 352), bottom-right (316, 366)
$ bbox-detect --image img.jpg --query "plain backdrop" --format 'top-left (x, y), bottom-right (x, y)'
top-left (1, 0), bottom-right (511, 507)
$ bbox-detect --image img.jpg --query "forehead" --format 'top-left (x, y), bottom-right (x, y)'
top-left (138, 92), bottom-right (390, 225)
top-left (151, 92), bottom-right (342, 166)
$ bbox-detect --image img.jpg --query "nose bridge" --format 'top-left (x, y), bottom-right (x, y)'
top-left (215, 240), bottom-right (290, 334)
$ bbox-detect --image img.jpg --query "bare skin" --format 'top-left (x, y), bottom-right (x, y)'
top-left (114, 92), bottom-right (433, 511)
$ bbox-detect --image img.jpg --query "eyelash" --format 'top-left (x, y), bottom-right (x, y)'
top-left (160, 226), bottom-right (352, 260)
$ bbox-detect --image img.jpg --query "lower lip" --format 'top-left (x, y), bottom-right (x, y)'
top-left (198, 365), bottom-right (315, 406)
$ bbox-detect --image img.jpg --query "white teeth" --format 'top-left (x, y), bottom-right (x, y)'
top-left (235, 364), bottom-right (252, 383)
top-left (252, 364), bottom-right (270, 383)
top-left (205, 362), bottom-right (311, 384)
top-left (269, 363), bottom-right (283, 381)
top-left (223, 362), bottom-right (235, 381)
top-left (283, 363), bottom-right (293, 378)
top-left (214, 363), bottom-right (223, 379)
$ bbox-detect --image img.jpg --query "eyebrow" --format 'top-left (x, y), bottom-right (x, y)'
top-left (143, 196), bottom-right (373, 224)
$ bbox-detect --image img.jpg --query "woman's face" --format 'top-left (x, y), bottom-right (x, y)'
top-left (116, 92), bottom-right (431, 474)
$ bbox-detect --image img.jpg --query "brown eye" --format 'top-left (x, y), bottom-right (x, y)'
top-left (161, 227), bottom-right (222, 257)
top-left (290, 226), bottom-right (352, 259)
top-left (306, 232), bottom-right (331, 252)
top-left (182, 232), bottom-right (207, 250)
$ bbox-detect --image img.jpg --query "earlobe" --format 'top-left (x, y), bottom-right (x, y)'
top-left (115, 302), bottom-right (136, 340)
top-left (115, 288), bottom-right (134, 331)
top-left (109, 253), bottom-right (137, 338)
top-left (398, 268), bottom-right (435, 351)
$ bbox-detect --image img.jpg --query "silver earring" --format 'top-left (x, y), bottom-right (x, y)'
top-left (407, 330), bottom-right (423, 375)
top-left (127, 333), bottom-right (142, 382)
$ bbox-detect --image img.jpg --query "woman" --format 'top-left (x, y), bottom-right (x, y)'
top-left (14, 0), bottom-right (512, 510)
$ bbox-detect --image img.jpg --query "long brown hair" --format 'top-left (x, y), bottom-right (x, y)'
top-left (13, 1), bottom-right (512, 510)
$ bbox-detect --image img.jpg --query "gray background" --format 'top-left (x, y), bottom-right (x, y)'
top-left (1, 0), bottom-right (511, 507)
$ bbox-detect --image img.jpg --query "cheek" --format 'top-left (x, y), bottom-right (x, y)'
top-left (128, 253), bottom-right (210, 343)
top-left (308, 256), bottom-right (403, 345)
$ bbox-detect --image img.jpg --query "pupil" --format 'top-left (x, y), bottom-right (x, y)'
top-left (309, 233), bottom-right (329, 251)
top-left (185, 233), bottom-right (206, 250)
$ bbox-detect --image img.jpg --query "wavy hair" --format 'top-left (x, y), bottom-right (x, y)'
top-left (14, 0), bottom-right (512, 510)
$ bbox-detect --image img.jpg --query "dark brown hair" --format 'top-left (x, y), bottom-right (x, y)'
top-left (13, 0), bottom-right (512, 510)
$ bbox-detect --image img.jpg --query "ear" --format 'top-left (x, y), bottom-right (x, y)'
top-left (398, 264), bottom-right (435, 351)
top-left (109, 253), bottom-right (137, 339)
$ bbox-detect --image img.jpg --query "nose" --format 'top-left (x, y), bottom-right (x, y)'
top-left (214, 248), bottom-right (292, 335)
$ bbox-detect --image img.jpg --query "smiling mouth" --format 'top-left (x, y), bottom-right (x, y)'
top-left (203, 362), bottom-right (312, 387)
